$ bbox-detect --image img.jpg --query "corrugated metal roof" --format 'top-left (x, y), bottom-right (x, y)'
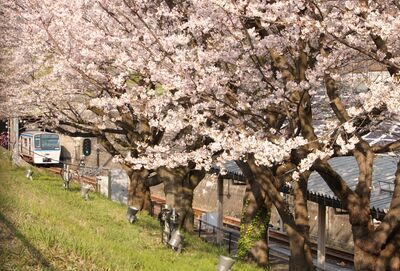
top-left (210, 161), bottom-right (246, 184)
top-left (217, 156), bottom-right (398, 217)
top-left (308, 156), bottom-right (397, 213)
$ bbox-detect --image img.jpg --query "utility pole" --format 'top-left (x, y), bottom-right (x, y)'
top-left (11, 117), bottom-right (19, 165)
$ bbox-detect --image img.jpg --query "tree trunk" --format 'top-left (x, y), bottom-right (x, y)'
top-left (285, 225), bottom-right (314, 271)
top-left (180, 170), bottom-right (205, 231)
top-left (158, 166), bottom-right (187, 212)
top-left (244, 156), bottom-right (315, 271)
top-left (287, 173), bottom-right (314, 271)
top-left (352, 242), bottom-right (377, 271)
top-left (316, 157), bottom-right (400, 271)
top-left (157, 166), bottom-right (204, 231)
top-left (350, 144), bottom-right (378, 270)
top-left (123, 165), bottom-right (152, 213)
top-left (389, 252), bottom-right (400, 271)
top-left (237, 179), bottom-right (271, 267)
top-left (351, 207), bottom-right (376, 271)
top-left (353, 222), bottom-right (400, 271)
top-left (352, 232), bottom-right (400, 271)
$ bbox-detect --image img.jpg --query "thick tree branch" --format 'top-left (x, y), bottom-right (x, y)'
top-left (372, 140), bottom-right (400, 153)
top-left (371, 160), bottom-right (400, 254)
top-left (313, 161), bottom-right (359, 211)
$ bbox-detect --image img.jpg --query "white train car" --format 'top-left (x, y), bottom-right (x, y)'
top-left (20, 131), bottom-right (61, 164)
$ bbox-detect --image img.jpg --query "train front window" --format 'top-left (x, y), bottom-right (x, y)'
top-left (35, 137), bottom-right (40, 148)
top-left (35, 134), bottom-right (60, 150)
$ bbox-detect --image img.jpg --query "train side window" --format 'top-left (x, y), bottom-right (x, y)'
top-left (24, 138), bottom-right (27, 147)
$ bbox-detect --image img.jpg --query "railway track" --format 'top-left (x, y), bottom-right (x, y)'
top-left (151, 195), bottom-right (354, 266)
top-left (47, 166), bottom-right (98, 187)
top-left (45, 168), bottom-right (354, 266)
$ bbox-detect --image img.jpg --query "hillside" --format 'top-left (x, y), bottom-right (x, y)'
top-left (0, 150), bottom-right (261, 271)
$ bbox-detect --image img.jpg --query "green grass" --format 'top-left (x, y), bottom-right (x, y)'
top-left (0, 150), bottom-right (262, 271)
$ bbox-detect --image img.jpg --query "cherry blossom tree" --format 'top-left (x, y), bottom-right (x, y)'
top-left (147, 1), bottom-right (400, 269)
top-left (0, 0), bottom-right (211, 229)
top-left (2, 0), bottom-right (400, 270)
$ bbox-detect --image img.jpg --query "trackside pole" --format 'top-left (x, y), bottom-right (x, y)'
top-left (317, 204), bottom-right (326, 269)
top-left (11, 117), bottom-right (19, 165)
top-left (217, 175), bottom-right (224, 244)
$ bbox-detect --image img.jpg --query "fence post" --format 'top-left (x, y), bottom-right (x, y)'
top-left (198, 220), bottom-right (202, 237)
top-left (107, 170), bottom-right (112, 200)
top-left (228, 232), bottom-right (232, 254)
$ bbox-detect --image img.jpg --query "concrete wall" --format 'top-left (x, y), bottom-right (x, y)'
top-left (150, 173), bottom-right (247, 217)
top-left (59, 135), bottom-right (122, 171)
top-left (97, 170), bottom-right (129, 204)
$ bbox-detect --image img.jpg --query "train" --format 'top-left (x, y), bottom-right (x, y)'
top-left (19, 131), bottom-right (61, 164)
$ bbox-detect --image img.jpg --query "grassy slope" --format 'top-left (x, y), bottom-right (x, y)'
top-left (0, 150), bottom-right (261, 271)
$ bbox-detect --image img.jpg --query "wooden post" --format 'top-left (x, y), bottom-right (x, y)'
top-left (317, 204), bottom-right (326, 269)
top-left (216, 175), bottom-right (224, 244)
top-left (108, 170), bottom-right (112, 200)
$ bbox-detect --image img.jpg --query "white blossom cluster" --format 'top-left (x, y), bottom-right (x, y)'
top-left (1, 0), bottom-right (399, 173)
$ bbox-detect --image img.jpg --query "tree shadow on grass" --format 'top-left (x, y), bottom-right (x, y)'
top-left (0, 212), bottom-right (56, 271)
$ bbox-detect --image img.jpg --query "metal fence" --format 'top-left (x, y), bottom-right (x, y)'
top-left (0, 132), bottom-right (8, 149)
top-left (195, 218), bottom-right (240, 255)
top-left (151, 200), bottom-right (240, 256)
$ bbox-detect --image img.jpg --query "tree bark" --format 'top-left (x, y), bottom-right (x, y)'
top-left (243, 157), bottom-right (315, 271)
top-left (287, 173), bottom-right (314, 271)
top-left (237, 180), bottom-right (271, 267)
top-left (180, 169), bottom-right (205, 231)
top-left (236, 160), bottom-right (271, 267)
top-left (123, 165), bottom-right (152, 213)
top-left (315, 158), bottom-right (400, 271)
top-left (157, 166), bottom-right (205, 231)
